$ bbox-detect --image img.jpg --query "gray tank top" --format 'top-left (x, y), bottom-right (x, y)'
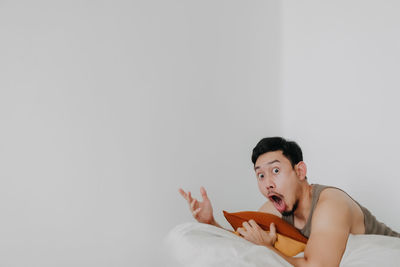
top-left (282, 184), bottom-right (400, 238)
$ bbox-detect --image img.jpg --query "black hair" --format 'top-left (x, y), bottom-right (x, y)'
top-left (251, 137), bottom-right (303, 168)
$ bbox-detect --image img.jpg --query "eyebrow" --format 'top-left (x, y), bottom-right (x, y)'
top-left (254, 160), bottom-right (280, 171)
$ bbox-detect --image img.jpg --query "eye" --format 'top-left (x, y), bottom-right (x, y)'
top-left (257, 173), bottom-right (264, 179)
top-left (272, 168), bottom-right (279, 174)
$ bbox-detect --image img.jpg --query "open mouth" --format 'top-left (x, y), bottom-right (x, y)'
top-left (268, 193), bottom-right (286, 213)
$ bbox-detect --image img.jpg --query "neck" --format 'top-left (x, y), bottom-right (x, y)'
top-left (293, 183), bottom-right (313, 222)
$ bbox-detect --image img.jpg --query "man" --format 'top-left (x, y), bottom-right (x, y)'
top-left (179, 137), bottom-right (400, 267)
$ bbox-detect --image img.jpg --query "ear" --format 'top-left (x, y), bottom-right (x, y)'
top-left (295, 161), bottom-right (307, 181)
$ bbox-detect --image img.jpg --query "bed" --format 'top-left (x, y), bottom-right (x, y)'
top-left (165, 222), bottom-right (400, 267)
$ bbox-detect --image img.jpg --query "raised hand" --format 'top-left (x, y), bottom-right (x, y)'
top-left (179, 186), bottom-right (215, 225)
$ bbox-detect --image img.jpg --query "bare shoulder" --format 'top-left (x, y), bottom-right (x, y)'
top-left (318, 187), bottom-right (357, 210)
top-left (304, 188), bottom-right (354, 266)
top-left (258, 201), bottom-right (282, 218)
top-left (319, 187), bottom-right (350, 203)
top-left (317, 187), bottom-right (365, 234)
top-left (313, 188), bottom-right (353, 227)
top-left (317, 188), bottom-right (353, 215)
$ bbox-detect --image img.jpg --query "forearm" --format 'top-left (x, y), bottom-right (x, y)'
top-left (210, 217), bottom-right (223, 228)
top-left (208, 217), bottom-right (238, 234)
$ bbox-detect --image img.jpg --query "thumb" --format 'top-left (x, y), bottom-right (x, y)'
top-left (200, 186), bottom-right (209, 201)
top-left (269, 222), bottom-right (276, 236)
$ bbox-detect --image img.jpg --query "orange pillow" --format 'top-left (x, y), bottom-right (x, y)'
top-left (223, 210), bottom-right (308, 256)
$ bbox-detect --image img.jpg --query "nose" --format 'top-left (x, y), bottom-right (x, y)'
top-left (263, 175), bottom-right (275, 190)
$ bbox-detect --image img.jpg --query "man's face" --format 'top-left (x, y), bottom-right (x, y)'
top-left (254, 150), bottom-right (300, 215)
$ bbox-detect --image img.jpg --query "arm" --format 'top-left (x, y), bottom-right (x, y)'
top-left (240, 191), bottom-right (352, 267)
top-left (278, 196), bottom-right (351, 267)
top-left (179, 188), bottom-right (280, 229)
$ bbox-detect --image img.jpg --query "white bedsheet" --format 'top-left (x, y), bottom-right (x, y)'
top-left (165, 222), bottom-right (400, 267)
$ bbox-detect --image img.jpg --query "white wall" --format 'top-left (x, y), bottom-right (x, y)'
top-left (0, 1), bottom-right (281, 266)
top-left (281, 0), bottom-right (400, 229)
top-left (6, 1), bottom-right (397, 266)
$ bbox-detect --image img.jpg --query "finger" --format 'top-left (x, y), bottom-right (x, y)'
top-left (242, 221), bottom-right (251, 230)
top-left (248, 219), bottom-right (260, 229)
top-left (237, 227), bottom-right (245, 236)
top-left (269, 223), bottom-right (276, 236)
top-left (187, 191), bottom-right (193, 203)
top-left (190, 198), bottom-right (197, 210)
top-left (192, 208), bottom-right (201, 217)
top-left (200, 186), bottom-right (209, 201)
top-left (269, 223), bottom-right (277, 244)
top-left (178, 188), bottom-right (188, 200)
